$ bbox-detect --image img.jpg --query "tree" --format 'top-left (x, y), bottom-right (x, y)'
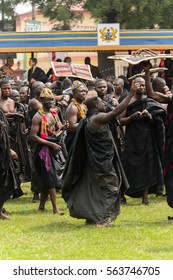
top-left (40, 0), bottom-right (84, 30)
top-left (0, 0), bottom-right (16, 31)
top-left (11, 0), bottom-right (173, 29)
top-left (84, 0), bottom-right (173, 29)
top-left (13, 0), bottom-right (83, 30)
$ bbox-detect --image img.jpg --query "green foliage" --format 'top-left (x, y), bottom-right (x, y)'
top-left (84, 0), bottom-right (173, 28)
top-left (13, 0), bottom-right (83, 30)
top-left (8, 0), bottom-right (173, 30)
top-left (1, 183), bottom-right (173, 260)
top-left (38, 1), bottom-right (82, 30)
top-left (0, 0), bottom-right (16, 31)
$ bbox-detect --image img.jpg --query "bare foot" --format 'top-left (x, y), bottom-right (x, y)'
top-left (142, 200), bottom-right (150, 205)
top-left (96, 223), bottom-right (110, 228)
top-left (0, 213), bottom-right (11, 220)
top-left (38, 208), bottom-right (47, 212)
top-left (53, 209), bottom-right (65, 215)
top-left (168, 216), bottom-right (173, 221)
top-left (2, 208), bottom-right (11, 214)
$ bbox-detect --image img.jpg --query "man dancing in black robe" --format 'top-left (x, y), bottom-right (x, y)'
top-left (62, 81), bottom-right (139, 227)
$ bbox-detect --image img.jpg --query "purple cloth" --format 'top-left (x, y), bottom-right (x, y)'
top-left (39, 146), bottom-right (52, 172)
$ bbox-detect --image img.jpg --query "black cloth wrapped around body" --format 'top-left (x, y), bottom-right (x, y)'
top-left (62, 118), bottom-right (129, 224)
top-left (122, 97), bottom-right (166, 197)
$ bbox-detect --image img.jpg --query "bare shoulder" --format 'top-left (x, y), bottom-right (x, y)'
top-left (32, 112), bottom-right (42, 123)
top-left (89, 112), bottom-right (107, 129)
top-left (91, 112), bottom-right (106, 122)
top-left (29, 98), bottom-right (42, 110)
top-left (29, 98), bottom-right (38, 105)
top-left (29, 99), bottom-right (36, 108)
top-left (66, 102), bottom-right (78, 114)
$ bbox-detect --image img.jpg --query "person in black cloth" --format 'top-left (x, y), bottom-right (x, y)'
top-left (159, 50), bottom-right (173, 90)
top-left (120, 76), bottom-right (166, 204)
top-left (143, 61), bottom-right (173, 220)
top-left (62, 81), bottom-right (139, 227)
top-left (0, 109), bottom-right (23, 220)
top-left (47, 58), bottom-right (62, 82)
top-left (65, 80), bottom-right (88, 153)
top-left (28, 57), bottom-right (47, 99)
top-left (30, 88), bottom-right (68, 214)
top-left (84, 56), bottom-right (102, 79)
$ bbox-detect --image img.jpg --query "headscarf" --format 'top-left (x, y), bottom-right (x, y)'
top-left (40, 88), bottom-right (54, 99)
top-left (71, 80), bottom-right (85, 91)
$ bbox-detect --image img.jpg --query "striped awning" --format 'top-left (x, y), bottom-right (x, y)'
top-left (0, 29), bottom-right (173, 53)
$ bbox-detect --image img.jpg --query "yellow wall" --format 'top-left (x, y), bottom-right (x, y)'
top-left (15, 8), bottom-right (99, 76)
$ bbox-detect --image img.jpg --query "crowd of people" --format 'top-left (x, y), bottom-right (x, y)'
top-left (0, 54), bottom-right (173, 227)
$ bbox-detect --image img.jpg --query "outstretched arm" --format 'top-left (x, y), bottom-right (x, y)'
top-left (143, 61), bottom-right (172, 103)
top-left (93, 81), bottom-right (139, 125)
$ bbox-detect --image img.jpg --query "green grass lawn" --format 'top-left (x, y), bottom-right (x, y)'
top-left (1, 182), bottom-right (173, 260)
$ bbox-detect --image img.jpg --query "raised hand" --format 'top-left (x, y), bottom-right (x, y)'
top-left (140, 60), bottom-right (151, 71)
top-left (130, 80), bottom-right (141, 95)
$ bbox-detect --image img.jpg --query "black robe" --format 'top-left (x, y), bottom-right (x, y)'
top-left (0, 110), bottom-right (23, 204)
top-left (163, 100), bottom-right (173, 208)
top-left (6, 104), bottom-right (29, 177)
top-left (28, 67), bottom-right (47, 99)
top-left (32, 144), bottom-right (65, 193)
top-left (62, 118), bottom-right (129, 224)
top-left (122, 97), bottom-right (166, 198)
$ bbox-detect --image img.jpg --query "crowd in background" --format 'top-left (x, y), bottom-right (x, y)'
top-left (0, 52), bottom-right (173, 227)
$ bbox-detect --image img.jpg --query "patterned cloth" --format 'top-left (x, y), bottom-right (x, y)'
top-left (38, 108), bottom-right (61, 139)
top-left (0, 65), bottom-right (17, 82)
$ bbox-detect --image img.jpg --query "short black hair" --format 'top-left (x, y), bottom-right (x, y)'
top-left (0, 80), bottom-right (10, 88)
top-left (84, 57), bottom-right (91, 64)
top-left (152, 77), bottom-right (165, 92)
top-left (165, 49), bottom-right (171, 54)
top-left (95, 79), bottom-right (106, 86)
top-left (85, 79), bottom-right (95, 88)
top-left (85, 96), bottom-right (99, 110)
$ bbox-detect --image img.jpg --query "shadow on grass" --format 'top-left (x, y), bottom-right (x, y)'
top-left (115, 219), bottom-right (172, 228)
top-left (24, 220), bottom-right (87, 233)
top-left (123, 197), bottom-right (166, 206)
top-left (7, 196), bottom-right (33, 205)
top-left (18, 214), bottom-right (173, 232)
top-left (11, 209), bottom-right (39, 215)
